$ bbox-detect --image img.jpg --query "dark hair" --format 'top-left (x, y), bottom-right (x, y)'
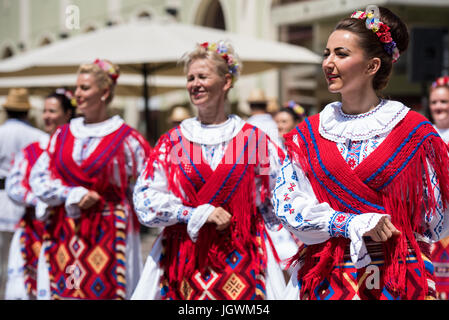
top-left (6, 110), bottom-right (28, 120)
top-left (335, 7), bottom-right (409, 91)
top-left (249, 102), bottom-right (267, 111)
top-left (46, 91), bottom-right (75, 119)
top-left (277, 107), bottom-right (304, 123)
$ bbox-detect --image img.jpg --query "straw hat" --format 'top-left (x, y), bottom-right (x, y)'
top-left (267, 97), bottom-right (280, 113)
top-left (247, 88), bottom-right (268, 103)
top-left (169, 106), bottom-right (191, 123)
top-left (3, 88), bottom-right (32, 111)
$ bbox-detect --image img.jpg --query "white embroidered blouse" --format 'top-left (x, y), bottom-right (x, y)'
top-left (6, 134), bottom-right (49, 208)
top-left (29, 115), bottom-right (148, 219)
top-left (273, 99), bottom-right (449, 268)
top-left (133, 115), bottom-right (283, 241)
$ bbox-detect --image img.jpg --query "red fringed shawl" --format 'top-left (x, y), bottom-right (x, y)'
top-left (145, 123), bottom-right (283, 299)
top-left (45, 123), bottom-right (150, 299)
top-left (284, 111), bottom-right (449, 298)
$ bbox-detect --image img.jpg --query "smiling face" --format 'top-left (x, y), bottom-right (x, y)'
top-left (42, 97), bottom-right (71, 134)
top-left (74, 73), bottom-right (108, 120)
top-left (322, 30), bottom-right (375, 95)
top-left (274, 111), bottom-right (296, 137)
top-left (430, 86), bottom-right (449, 129)
top-left (186, 58), bottom-right (231, 113)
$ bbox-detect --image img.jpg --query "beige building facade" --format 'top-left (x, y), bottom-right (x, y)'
top-left (1, 0), bottom-right (449, 136)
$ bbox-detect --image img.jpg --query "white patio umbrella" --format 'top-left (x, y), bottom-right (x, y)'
top-left (0, 20), bottom-right (321, 141)
top-left (0, 74), bottom-right (185, 97)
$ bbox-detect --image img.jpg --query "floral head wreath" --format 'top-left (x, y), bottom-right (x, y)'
top-left (432, 76), bottom-right (449, 88)
top-left (55, 87), bottom-right (77, 107)
top-left (350, 6), bottom-right (400, 63)
top-left (93, 58), bottom-right (119, 84)
top-left (200, 41), bottom-right (241, 85)
top-left (286, 100), bottom-right (306, 118)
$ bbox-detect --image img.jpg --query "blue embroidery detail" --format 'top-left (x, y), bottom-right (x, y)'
top-left (328, 211), bottom-right (355, 238)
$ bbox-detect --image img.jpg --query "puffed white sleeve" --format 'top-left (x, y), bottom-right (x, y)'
top-left (272, 156), bottom-right (387, 268)
top-left (133, 141), bottom-right (214, 242)
top-left (420, 158), bottom-right (449, 241)
top-left (29, 130), bottom-right (88, 218)
top-left (6, 150), bottom-right (37, 207)
top-left (255, 138), bottom-right (284, 231)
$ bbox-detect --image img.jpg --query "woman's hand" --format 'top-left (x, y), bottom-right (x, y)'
top-left (206, 207), bottom-right (232, 231)
top-left (78, 190), bottom-right (101, 210)
top-left (363, 215), bottom-right (401, 242)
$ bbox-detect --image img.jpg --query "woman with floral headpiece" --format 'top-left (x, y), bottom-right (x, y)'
top-left (5, 88), bottom-right (75, 299)
top-left (29, 59), bottom-right (151, 300)
top-left (428, 75), bottom-right (449, 299)
top-left (131, 41), bottom-right (286, 300)
top-left (274, 6), bottom-right (449, 300)
top-left (274, 101), bottom-right (306, 151)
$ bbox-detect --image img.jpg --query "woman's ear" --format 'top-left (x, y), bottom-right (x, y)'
top-left (101, 87), bottom-right (111, 102)
top-left (223, 73), bottom-right (233, 91)
top-left (367, 57), bottom-right (381, 76)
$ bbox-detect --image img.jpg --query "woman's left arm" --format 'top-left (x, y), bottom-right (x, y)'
top-left (421, 158), bottom-right (449, 241)
top-left (255, 138), bottom-right (284, 231)
top-left (6, 150), bottom-right (37, 207)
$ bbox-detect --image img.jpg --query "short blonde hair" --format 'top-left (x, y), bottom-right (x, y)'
top-left (77, 59), bottom-right (120, 104)
top-left (180, 40), bottom-right (242, 87)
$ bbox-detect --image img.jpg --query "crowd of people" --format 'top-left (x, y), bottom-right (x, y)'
top-left (1, 5), bottom-right (449, 300)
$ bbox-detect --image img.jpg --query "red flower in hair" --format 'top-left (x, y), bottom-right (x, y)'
top-left (378, 33), bottom-right (393, 43)
top-left (200, 42), bottom-right (209, 49)
top-left (377, 23), bottom-right (390, 34)
top-left (376, 23), bottom-right (392, 43)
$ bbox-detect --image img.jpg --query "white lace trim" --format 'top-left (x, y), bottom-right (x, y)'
top-left (180, 114), bottom-right (246, 145)
top-left (69, 115), bottom-right (124, 139)
top-left (319, 100), bottom-right (410, 142)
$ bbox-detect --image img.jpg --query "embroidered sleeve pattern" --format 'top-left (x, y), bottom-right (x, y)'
top-left (328, 211), bottom-right (356, 238)
top-left (272, 156), bottom-right (335, 244)
top-left (5, 151), bottom-right (37, 206)
top-left (29, 151), bottom-right (72, 206)
top-left (422, 158), bottom-right (449, 240)
top-left (257, 139), bottom-right (283, 231)
top-left (133, 143), bottom-right (197, 228)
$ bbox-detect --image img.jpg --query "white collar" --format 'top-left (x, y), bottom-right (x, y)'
top-left (319, 99), bottom-right (410, 142)
top-left (38, 134), bottom-right (50, 149)
top-left (69, 115), bottom-right (124, 139)
top-left (434, 126), bottom-right (449, 144)
top-left (180, 114), bottom-right (246, 145)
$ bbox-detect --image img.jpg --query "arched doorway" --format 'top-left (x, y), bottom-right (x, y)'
top-left (196, 0), bottom-right (226, 30)
top-left (1, 46), bottom-right (13, 59)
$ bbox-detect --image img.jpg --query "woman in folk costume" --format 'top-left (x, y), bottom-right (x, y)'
top-left (273, 6), bottom-right (449, 300)
top-left (29, 59), bottom-right (151, 299)
top-left (429, 76), bottom-right (449, 299)
top-left (132, 41), bottom-right (286, 300)
top-left (5, 89), bottom-right (75, 299)
top-left (429, 76), bottom-right (449, 144)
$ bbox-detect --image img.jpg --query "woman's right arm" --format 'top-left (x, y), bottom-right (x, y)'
top-left (273, 156), bottom-right (389, 268)
top-left (29, 131), bottom-right (89, 217)
top-left (133, 141), bottom-right (215, 242)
